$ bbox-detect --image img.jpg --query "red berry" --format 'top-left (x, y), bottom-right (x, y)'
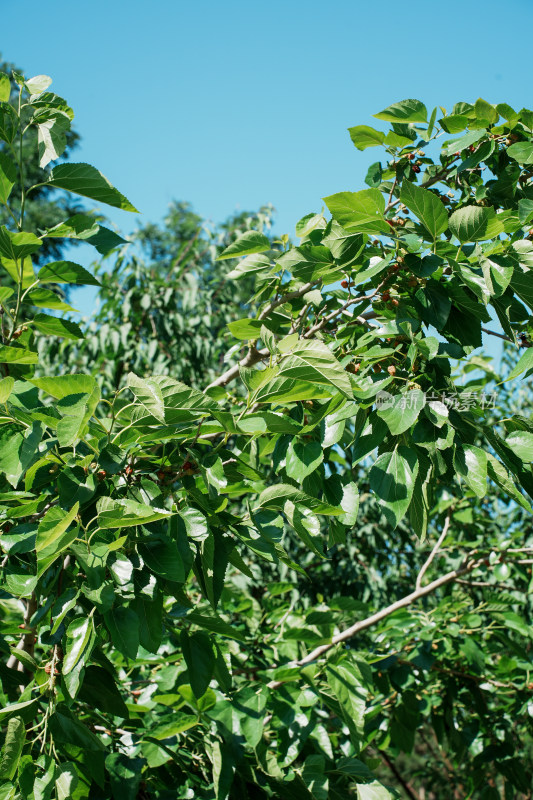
top-left (382, 291), bottom-right (391, 302)
top-left (96, 469), bottom-right (106, 480)
top-left (391, 298), bottom-right (400, 307)
top-left (341, 279), bottom-right (349, 288)
top-left (412, 165), bottom-right (421, 173)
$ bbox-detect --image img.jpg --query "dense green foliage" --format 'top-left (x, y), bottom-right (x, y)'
top-left (0, 55), bottom-right (86, 265)
top-left (0, 71), bottom-right (532, 800)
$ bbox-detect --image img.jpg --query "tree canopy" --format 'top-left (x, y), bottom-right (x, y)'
top-left (0, 71), bottom-right (532, 800)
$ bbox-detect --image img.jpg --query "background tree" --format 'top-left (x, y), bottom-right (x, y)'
top-left (0, 70), bottom-right (532, 800)
top-left (40, 199), bottom-right (276, 391)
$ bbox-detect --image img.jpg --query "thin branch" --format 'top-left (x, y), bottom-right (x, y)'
top-left (481, 327), bottom-right (514, 343)
top-left (302, 290), bottom-right (379, 339)
top-left (266, 554), bottom-right (484, 689)
top-left (415, 510), bottom-right (452, 592)
top-left (258, 280), bottom-right (320, 321)
top-left (206, 281), bottom-right (320, 390)
top-left (205, 345), bottom-right (268, 389)
top-left (385, 177), bottom-right (398, 212)
top-left (377, 748), bottom-right (422, 800)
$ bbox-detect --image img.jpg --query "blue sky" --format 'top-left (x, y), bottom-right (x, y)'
top-left (2, 0), bottom-right (533, 325)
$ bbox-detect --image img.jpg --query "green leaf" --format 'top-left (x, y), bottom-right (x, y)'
top-left (374, 99), bottom-right (427, 123)
top-left (55, 762), bottom-right (78, 800)
top-left (36, 502), bottom-right (79, 554)
top-left (323, 189), bottom-right (387, 234)
top-left (0, 421), bottom-right (42, 486)
top-left (506, 348), bottom-right (533, 381)
top-left (285, 440), bottom-right (323, 480)
top-left (295, 212), bottom-right (326, 238)
top-left (278, 337), bottom-right (353, 398)
top-left (448, 205), bottom-right (504, 242)
top-left (486, 454), bottom-right (532, 512)
top-left (507, 142), bottom-right (533, 165)
top-left (0, 700), bottom-right (38, 724)
top-left (327, 660), bottom-right (366, 745)
top-left (44, 213), bottom-right (127, 255)
top-left (0, 376), bottom-right (14, 403)
top-left (0, 227), bottom-right (42, 260)
top-left (97, 497), bottom-right (174, 528)
top-left (338, 481), bottom-right (360, 527)
top-left (227, 318), bottom-right (262, 340)
top-left (0, 345), bottom-right (38, 365)
top-left (226, 252), bottom-right (272, 279)
top-left (348, 125), bottom-right (385, 150)
top-left (63, 616), bottom-right (93, 675)
top-left (0, 153), bottom-right (16, 204)
top-left (25, 74), bottom-right (52, 95)
top-left (506, 431), bottom-right (533, 462)
top-left (413, 280), bottom-right (451, 330)
top-left (255, 483), bottom-right (341, 516)
top-left (443, 129), bottom-right (486, 156)
top-left (321, 223), bottom-right (365, 267)
top-left (37, 260), bottom-right (100, 286)
top-left (78, 666), bottom-right (129, 718)
top-left (179, 506), bottom-right (209, 541)
top-left (369, 446), bottom-right (419, 528)
top-left (104, 607), bottom-right (139, 660)
top-left (32, 313), bottom-right (84, 340)
top-left (300, 754), bottom-right (329, 800)
top-left (105, 753), bottom-right (144, 800)
top-left (0, 73), bottom-right (10, 103)
top-left (217, 230), bottom-right (271, 260)
top-left (0, 104), bottom-right (18, 144)
top-left (127, 373), bottom-right (165, 423)
top-left (27, 289), bottom-right (78, 312)
top-left (37, 113), bottom-right (70, 168)
top-left (400, 181), bottom-right (448, 240)
top-left (180, 630), bottom-right (215, 698)
top-left (377, 389), bottom-right (426, 435)
top-left (139, 536), bottom-right (185, 582)
top-left (454, 444), bottom-right (487, 497)
top-left (357, 781), bottom-right (394, 799)
top-left (0, 717), bottom-right (25, 780)
top-left (45, 163), bottom-right (138, 212)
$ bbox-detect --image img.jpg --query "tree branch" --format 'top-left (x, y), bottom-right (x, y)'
top-left (415, 510), bottom-right (452, 592)
top-left (481, 327), bottom-right (514, 344)
top-left (205, 345), bottom-right (268, 389)
top-left (257, 280), bottom-right (320, 321)
top-left (266, 553), bottom-right (484, 689)
top-left (206, 281), bottom-right (320, 390)
top-left (377, 748), bottom-right (422, 800)
top-left (302, 290), bottom-right (380, 339)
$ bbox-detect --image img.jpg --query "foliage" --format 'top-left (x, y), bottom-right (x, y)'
top-left (39, 200), bottom-right (276, 392)
top-left (0, 71), bottom-right (532, 800)
top-left (0, 53), bottom-right (90, 266)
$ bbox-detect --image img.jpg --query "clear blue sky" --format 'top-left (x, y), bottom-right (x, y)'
top-left (2, 0), bottom-right (532, 321)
